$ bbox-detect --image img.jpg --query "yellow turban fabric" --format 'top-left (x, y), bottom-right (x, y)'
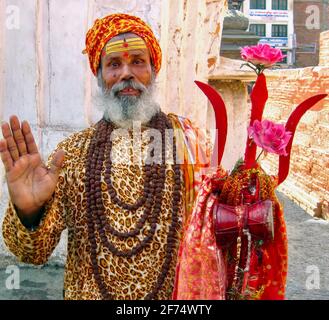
top-left (84, 13), bottom-right (162, 76)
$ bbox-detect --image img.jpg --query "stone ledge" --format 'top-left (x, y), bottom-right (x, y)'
top-left (208, 56), bottom-right (282, 82)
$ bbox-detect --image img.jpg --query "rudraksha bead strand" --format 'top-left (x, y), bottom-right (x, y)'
top-left (85, 113), bottom-right (182, 300)
top-left (145, 113), bottom-right (182, 300)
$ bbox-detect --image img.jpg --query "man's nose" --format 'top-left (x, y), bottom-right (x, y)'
top-left (120, 64), bottom-right (134, 81)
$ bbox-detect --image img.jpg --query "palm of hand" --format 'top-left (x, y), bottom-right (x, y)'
top-left (0, 116), bottom-right (64, 216)
top-left (6, 153), bottom-right (57, 211)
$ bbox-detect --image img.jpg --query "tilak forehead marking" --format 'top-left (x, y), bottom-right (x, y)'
top-left (104, 37), bottom-right (147, 56)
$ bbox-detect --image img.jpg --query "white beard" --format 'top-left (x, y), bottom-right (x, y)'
top-left (94, 79), bottom-right (160, 129)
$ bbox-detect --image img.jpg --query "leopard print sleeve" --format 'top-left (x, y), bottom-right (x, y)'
top-left (2, 149), bottom-right (69, 265)
top-left (2, 194), bottom-right (66, 265)
top-left (1, 129), bottom-right (86, 265)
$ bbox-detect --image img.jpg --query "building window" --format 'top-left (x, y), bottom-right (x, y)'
top-left (278, 50), bottom-right (288, 64)
top-left (272, 24), bottom-right (288, 37)
top-left (272, 0), bottom-right (288, 10)
top-left (249, 24), bottom-right (266, 37)
top-left (250, 0), bottom-right (266, 9)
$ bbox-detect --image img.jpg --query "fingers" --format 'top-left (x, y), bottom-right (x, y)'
top-left (0, 139), bottom-right (14, 172)
top-left (21, 120), bottom-right (39, 154)
top-left (1, 116), bottom-right (38, 163)
top-left (1, 121), bottom-right (20, 161)
top-left (48, 150), bottom-right (65, 177)
top-left (9, 115), bottom-right (28, 156)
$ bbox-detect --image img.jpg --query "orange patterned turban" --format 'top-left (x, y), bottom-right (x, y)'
top-left (84, 13), bottom-right (162, 76)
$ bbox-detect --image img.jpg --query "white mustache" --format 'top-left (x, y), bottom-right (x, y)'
top-left (110, 80), bottom-right (148, 97)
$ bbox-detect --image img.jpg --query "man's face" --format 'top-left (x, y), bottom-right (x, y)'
top-left (100, 33), bottom-right (153, 96)
top-left (96, 33), bottom-right (159, 129)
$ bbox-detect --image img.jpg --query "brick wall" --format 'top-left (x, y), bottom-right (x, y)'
top-left (319, 30), bottom-right (329, 66)
top-left (261, 40), bottom-right (329, 218)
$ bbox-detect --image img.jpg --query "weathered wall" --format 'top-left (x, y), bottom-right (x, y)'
top-left (158, 0), bottom-right (227, 127)
top-left (261, 30), bottom-right (329, 220)
top-left (319, 30), bottom-right (329, 67)
top-left (0, 0), bottom-right (227, 264)
top-left (208, 78), bottom-right (249, 171)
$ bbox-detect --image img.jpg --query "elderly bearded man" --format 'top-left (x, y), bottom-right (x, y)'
top-left (0, 14), bottom-right (210, 300)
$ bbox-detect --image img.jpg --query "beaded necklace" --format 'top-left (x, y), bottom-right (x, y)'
top-left (85, 112), bottom-right (182, 299)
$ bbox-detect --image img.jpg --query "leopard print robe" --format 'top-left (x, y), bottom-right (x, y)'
top-left (2, 114), bottom-right (210, 300)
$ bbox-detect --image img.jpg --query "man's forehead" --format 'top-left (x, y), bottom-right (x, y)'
top-left (102, 32), bottom-right (149, 57)
top-left (104, 50), bottom-right (149, 60)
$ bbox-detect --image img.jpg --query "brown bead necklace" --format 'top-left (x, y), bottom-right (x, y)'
top-left (85, 112), bottom-right (182, 300)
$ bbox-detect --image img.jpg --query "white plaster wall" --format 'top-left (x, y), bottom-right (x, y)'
top-left (0, 0), bottom-right (163, 265)
top-left (0, 0), bottom-right (227, 265)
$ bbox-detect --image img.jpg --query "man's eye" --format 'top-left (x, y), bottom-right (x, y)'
top-left (109, 62), bottom-right (120, 68)
top-left (133, 59), bottom-right (144, 65)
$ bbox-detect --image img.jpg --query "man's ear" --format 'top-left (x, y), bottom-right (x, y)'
top-left (97, 66), bottom-right (103, 88)
top-left (151, 65), bottom-right (156, 82)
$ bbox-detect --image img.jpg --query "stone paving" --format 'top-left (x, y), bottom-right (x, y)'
top-left (0, 191), bottom-right (328, 300)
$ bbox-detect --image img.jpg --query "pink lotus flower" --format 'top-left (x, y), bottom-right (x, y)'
top-left (241, 44), bottom-right (286, 74)
top-left (248, 120), bottom-right (292, 156)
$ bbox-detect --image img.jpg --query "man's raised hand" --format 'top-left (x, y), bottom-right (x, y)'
top-left (0, 115), bottom-right (64, 224)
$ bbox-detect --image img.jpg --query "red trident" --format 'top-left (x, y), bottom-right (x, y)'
top-left (195, 77), bottom-right (327, 186)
